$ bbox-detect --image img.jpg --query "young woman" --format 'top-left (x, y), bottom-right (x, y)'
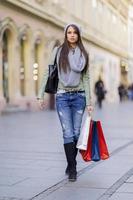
top-left (38, 23), bottom-right (93, 182)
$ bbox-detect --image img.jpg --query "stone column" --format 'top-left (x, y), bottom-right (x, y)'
top-left (22, 35), bottom-right (39, 110)
top-left (29, 37), bottom-right (46, 111)
top-left (8, 35), bottom-right (21, 104)
top-left (10, 38), bottom-right (25, 107)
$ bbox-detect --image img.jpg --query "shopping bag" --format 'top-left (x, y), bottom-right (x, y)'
top-left (76, 115), bottom-right (91, 150)
top-left (91, 121), bottom-right (101, 161)
top-left (79, 120), bottom-right (93, 161)
top-left (97, 121), bottom-right (109, 160)
top-left (80, 120), bottom-right (109, 162)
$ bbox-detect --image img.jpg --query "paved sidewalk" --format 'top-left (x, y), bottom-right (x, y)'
top-left (0, 101), bottom-right (133, 200)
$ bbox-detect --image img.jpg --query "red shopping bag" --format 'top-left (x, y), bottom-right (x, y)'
top-left (80, 120), bottom-right (109, 162)
top-left (97, 121), bottom-right (109, 160)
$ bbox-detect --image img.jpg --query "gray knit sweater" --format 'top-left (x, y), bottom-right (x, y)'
top-left (38, 46), bottom-right (92, 105)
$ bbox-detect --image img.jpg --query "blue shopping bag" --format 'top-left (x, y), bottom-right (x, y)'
top-left (91, 121), bottom-right (100, 161)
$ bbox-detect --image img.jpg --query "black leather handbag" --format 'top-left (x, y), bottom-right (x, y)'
top-left (45, 48), bottom-right (59, 94)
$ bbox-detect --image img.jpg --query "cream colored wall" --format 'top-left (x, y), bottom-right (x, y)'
top-left (5, 0), bottom-right (129, 57)
top-left (28, 0), bottom-right (129, 57)
top-left (89, 44), bottom-right (121, 103)
top-left (128, 5), bottom-right (133, 84)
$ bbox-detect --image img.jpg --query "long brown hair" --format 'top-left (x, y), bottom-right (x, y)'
top-left (59, 24), bottom-right (89, 73)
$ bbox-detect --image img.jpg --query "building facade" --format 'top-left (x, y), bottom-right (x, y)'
top-left (128, 4), bottom-right (133, 84)
top-left (0, 0), bottom-right (132, 112)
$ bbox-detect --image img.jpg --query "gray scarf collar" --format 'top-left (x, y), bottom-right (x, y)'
top-left (57, 46), bottom-right (86, 87)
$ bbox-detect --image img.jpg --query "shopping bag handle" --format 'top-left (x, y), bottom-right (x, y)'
top-left (87, 110), bottom-right (94, 119)
top-left (86, 104), bottom-right (94, 118)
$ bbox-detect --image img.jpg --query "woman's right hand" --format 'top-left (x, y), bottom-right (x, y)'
top-left (38, 99), bottom-right (47, 110)
top-left (86, 105), bottom-right (94, 116)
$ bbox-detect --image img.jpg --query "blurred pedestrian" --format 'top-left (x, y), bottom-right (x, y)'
top-left (37, 23), bottom-right (93, 182)
top-left (128, 83), bottom-right (133, 101)
top-left (95, 77), bottom-right (106, 108)
top-left (118, 83), bottom-right (126, 102)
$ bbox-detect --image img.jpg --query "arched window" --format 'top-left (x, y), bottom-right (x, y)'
top-left (20, 34), bottom-right (27, 96)
top-left (2, 30), bottom-right (9, 102)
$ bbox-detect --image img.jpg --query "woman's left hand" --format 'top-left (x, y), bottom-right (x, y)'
top-left (86, 105), bottom-right (94, 115)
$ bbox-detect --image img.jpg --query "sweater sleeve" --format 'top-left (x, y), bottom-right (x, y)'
top-left (82, 66), bottom-right (92, 106)
top-left (37, 67), bottom-right (49, 99)
top-left (37, 47), bottom-right (58, 99)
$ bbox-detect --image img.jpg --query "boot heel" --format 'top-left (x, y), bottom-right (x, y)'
top-left (69, 173), bottom-right (77, 182)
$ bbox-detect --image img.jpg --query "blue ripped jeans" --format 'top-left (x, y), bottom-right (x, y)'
top-left (56, 91), bottom-right (86, 144)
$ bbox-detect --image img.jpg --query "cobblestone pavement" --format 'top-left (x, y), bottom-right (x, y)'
top-left (0, 101), bottom-right (133, 200)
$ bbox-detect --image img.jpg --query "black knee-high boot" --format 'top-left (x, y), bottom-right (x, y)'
top-left (65, 141), bottom-right (78, 175)
top-left (74, 140), bottom-right (78, 159)
top-left (64, 142), bottom-right (77, 182)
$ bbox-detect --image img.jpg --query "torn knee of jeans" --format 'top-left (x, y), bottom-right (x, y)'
top-left (62, 123), bottom-right (65, 129)
top-left (77, 110), bottom-right (83, 114)
top-left (59, 111), bottom-right (63, 116)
